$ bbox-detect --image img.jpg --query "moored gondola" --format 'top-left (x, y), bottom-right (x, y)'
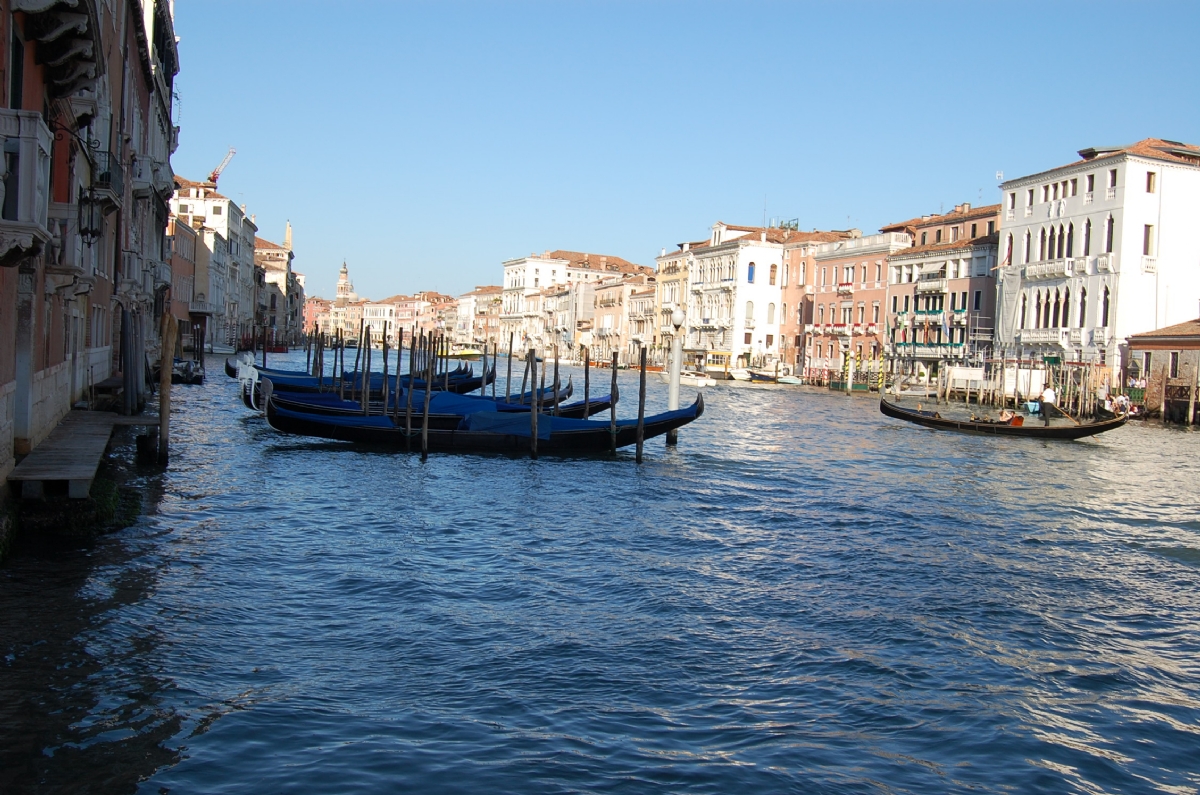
top-left (879, 398), bottom-right (1127, 439)
top-left (264, 392), bottom-right (704, 455)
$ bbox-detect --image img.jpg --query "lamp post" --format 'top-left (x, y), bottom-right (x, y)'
top-left (667, 307), bottom-right (684, 445)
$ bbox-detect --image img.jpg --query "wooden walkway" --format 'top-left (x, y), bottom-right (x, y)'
top-left (8, 410), bottom-right (159, 499)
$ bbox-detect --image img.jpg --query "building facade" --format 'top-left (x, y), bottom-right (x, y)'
top-left (995, 139), bottom-right (1200, 377)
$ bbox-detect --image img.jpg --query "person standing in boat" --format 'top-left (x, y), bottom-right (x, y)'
top-left (1040, 384), bottom-right (1057, 426)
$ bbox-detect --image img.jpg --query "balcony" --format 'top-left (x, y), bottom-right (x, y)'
top-left (915, 310), bottom-right (944, 324)
top-left (189, 301), bottom-right (218, 315)
top-left (1083, 192), bottom-right (1094, 205)
top-left (915, 278), bottom-right (947, 294)
top-left (1094, 253), bottom-right (1116, 273)
top-left (1024, 206), bottom-right (1033, 217)
top-left (1019, 328), bottom-right (1069, 346)
top-left (91, 149), bottom-right (124, 208)
top-left (1094, 328), bottom-right (1111, 346)
top-left (744, 319), bottom-right (755, 329)
top-left (695, 317), bottom-right (718, 329)
top-left (0, 109), bottom-right (53, 267)
top-left (951, 308), bottom-right (967, 324)
top-left (837, 282), bottom-right (854, 296)
top-left (1024, 259), bottom-right (1075, 280)
top-left (1068, 328), bottom-right (1083, 346)
top-left (832, 323), bottom-right (851, 337)
top-left (1006, 209), bottom-right (1015, 221)
top-left (147, 258), bottom-right (172, 287)
top-left (1106, 186), bottom-right (1117, 200)
top-left (1141, 256), bottom-right (1157, 274)
top-left (866, 323), bottom-right (878, 335)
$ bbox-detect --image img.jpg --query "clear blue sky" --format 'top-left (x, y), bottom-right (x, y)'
top-left (171, 1), bottom-right (1200, 301)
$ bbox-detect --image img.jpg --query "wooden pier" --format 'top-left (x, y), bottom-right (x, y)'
top-left (7, 411), bottom-right (158, 499)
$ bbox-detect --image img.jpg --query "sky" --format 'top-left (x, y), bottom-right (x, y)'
top-left (171, 1), bottom-right (1200, 301)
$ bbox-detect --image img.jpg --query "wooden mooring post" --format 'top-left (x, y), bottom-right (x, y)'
top-left (158, 312), bottom-right (176, 464)
top-left (529, 349), bottom-right (539, 460)
top-left (635, 346), bottom-right (647, 463)
top-left (609, 352), bottom-right (619, 454)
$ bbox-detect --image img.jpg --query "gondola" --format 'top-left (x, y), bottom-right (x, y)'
top-left (268, 390), bottom-right (611, 427)
top-left (879, 398), bottom-right (1128, 439)
top-left (244, 376), bottom-right (573, 413)
top-left (264, 392), bottom-right (704, 455)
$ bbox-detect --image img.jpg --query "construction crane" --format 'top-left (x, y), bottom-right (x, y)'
top-left (208, 147), bottom-right (236, 185)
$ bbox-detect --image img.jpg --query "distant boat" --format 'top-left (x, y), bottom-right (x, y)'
top-left (448, 348), bottom-right (482, 359)
top-left (777, 376), bottom-right (803, 385)
top-left (728, 368), bottom-right (752, 381)
top-left (658, 370), bottom-right (716, 388)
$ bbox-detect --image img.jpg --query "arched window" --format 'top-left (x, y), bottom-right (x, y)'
top-left (782, 263), bottom-right (789, 286)
top-left (1040, 228), bottom-right (1047, 260)
top-left (1034, 292), bottom-right (1043, 328)
top-left (1020, 294), bottom-right (1028, 328)
top-left (1102, 287), bottom-right (1110, 326)
top-left (769, 264), bottom-right (777, 285)
top-left (1083, 218), bottom-right (1092, 256)
top-left (1105, 216), bottom-right (1114, 253)
top-left (747, 263), bottom-right (756, 283)
top-left (817, 304), bottom-right (824, 323)
top-left (1024, 231), bottom-right (1032, 263)
top-left (1062, 288), bottom-right (1070, 327)
top-left (1045, 291), bottom-right (1054, 328)
top-left (1045, 227), bottom-right (1054, 260)
top-left (781, 303), bottom-right (788, 323)
top-left (1006, 233), bottom-right (1014, 265)
top-left (1066, 223), bottom-right (1074, 258)
top-left (1057, 224), bottom-right (1066, 259)
top-left (745, 301), bottom-right (754, 321)
top-left (1078, 287), bottom-right (1087, 327)
top-left (767, 303), bottom-right (776, 324)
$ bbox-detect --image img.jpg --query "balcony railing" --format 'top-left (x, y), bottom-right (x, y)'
top-left (1106, 186), bottom-right (1117, 200)
top-left (915, 278), bottom-right (946, 293)
top-left (1141, 256), bottom-right (1157, 274)
top-left (1019, 328), bottom-right (1069, 346)
top-left (1024, 206), bottom-right (1033, 217)
top-left (1094, 253), bottom-right (1116, 273)
top-left (91, 149), bottom-right (124, 206)
top-left (1083, 192), bottom-right (1094, 205)
top-left (837, 282), bottom-right (854, 295)
top-left (1025, 259), bottom-right (1075, 280)
top-left (832, 323), bottom-right (851, 337)
top-left (1006, 209), bottom-right (1015, 221)
top-left (189, 301), bottom-right (218, 315)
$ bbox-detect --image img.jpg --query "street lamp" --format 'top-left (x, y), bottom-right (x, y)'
top-left (667, 307), bottom-right (684, 445)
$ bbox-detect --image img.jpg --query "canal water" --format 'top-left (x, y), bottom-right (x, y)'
top-left (3, 351), bottom-right (1199, 794)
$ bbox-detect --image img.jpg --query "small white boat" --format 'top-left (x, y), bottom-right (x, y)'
top-left (728, 368), bottom-right (753, 382)
top-left (659, 369), bottom-right (717, 388)
top-left (777, 376), bottom-right (803, 385)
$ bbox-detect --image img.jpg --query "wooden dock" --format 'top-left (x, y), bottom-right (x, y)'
top-left (8, 410), bottom-right (159, 499)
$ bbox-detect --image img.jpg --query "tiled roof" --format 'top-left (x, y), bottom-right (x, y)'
top-left (1029, 139), bottom-right (1200, 179)
top-left (711, 223), bottom-right (857, 246)
top-left (1127, 318), bottom-right (1200, 341)
top-left (173, 175), bottom-right (229, 200)
top-left (881, 204), bottom-right (1002, 233)
top-left (888, 232), bottom-right (1000, 258)
top-left (255, 236), bottom-right (284, 250)
top-left (542, 249), bottom-right (649, 274)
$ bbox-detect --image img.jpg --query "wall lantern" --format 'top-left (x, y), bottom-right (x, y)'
top-left (79, 190), bottom-right (103, 245)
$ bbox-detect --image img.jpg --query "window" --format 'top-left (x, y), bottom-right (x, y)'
top-left (891, 295), bottom-right (897, 312)
top-left (1086, 174), bottom-right (1095, 192)
top-left (744, 332), bottom-right (752, 344)
top-left (1078, 288), bottom-right (1086, 327)
top-left (782, 263), bottom-right (789, 286)
top-left (1143, 352), bottom-right (1152, 375)
top-left (1053, 183), bottom-right (1060, 201)
top-left (1066, 223), bottom-right (1074, 257)
top-left (1109, 169), bottom-right (1118, 188)
top-left (935, 230), bottom-right (943, 243)
top-left (1105, 216), bottom-right (1114, 253)
top-left (747, 262), bottom-right (756, 283)
top-left (1171, 352), bottom-right (1179, 378)
top-left (1147, 172), bottom-right (1157, 193)
top-left (766, 335), bottom-right (774, 347)
top-left (951, 227), bottom-right (959, 242)
top-left (1083, 218), bottom-right (1092, 255)
top-left (875, 263), bottom-right (882, 281)
top-left (970, 223), bottom-right (977, 238)
top-left (1143, 225), bottom-right (1155, 256)
top-left (1041, 185), bottom-right (1050, 202)
top-left (1020, 294), bottom-right (1027, 328)
top-left (1026, 188), bottom-right (1035, 206)
top-left (767, 303), bottom-right (775, 324)
top-left (781, 303), bottom-right (787, 323)
top-left (903, 295), bottom-right (910, 312)
top-left (817, 305), bottom-right (824, 323)
top-left (921, 232), bottom-right (927, 245)
top-left (872, 303), bottom-right (879, 322)
top-left (769, 264), bottom-right (777, 285)
top-left (1102, 286), bottom-right (1111, 326)
top-left (1008, 192), bottom-right (1016, 210)
top-left (1070, 178), bottom-right (1078, 196)
top-left (745, 301), bottom-right (754, 321)
top-left (178, 204), bottom-right (189, 213)
top-left (213, 205), bottom-right (223, 215)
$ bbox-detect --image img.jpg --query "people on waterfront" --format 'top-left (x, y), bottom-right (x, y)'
top-left (1040, 385), bottom-right (1057, 426)
top-left (999, 409), bottom-right (1015, 424)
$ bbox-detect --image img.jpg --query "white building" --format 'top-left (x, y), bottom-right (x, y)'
top-left (996, 138), bottom-right (1200, 376)
top-left (500, 249), bottom-right (649, 351)
top-left (672, 223), bottom-right (793, 371)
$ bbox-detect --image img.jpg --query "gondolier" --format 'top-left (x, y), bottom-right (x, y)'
top-left (1040, 385), bottom-right (1057, 427)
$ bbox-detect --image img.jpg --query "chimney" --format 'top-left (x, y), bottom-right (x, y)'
top-left (761, 231), bottom-right (767, 242)
top-left (284, 220), bottom-right (293, 250)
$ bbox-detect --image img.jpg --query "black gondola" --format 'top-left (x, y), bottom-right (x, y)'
top-left (879, 398), bottom-right (1128, 440)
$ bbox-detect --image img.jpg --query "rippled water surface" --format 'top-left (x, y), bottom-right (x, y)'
top-left (3, 351), bottom-right (1200, 794)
